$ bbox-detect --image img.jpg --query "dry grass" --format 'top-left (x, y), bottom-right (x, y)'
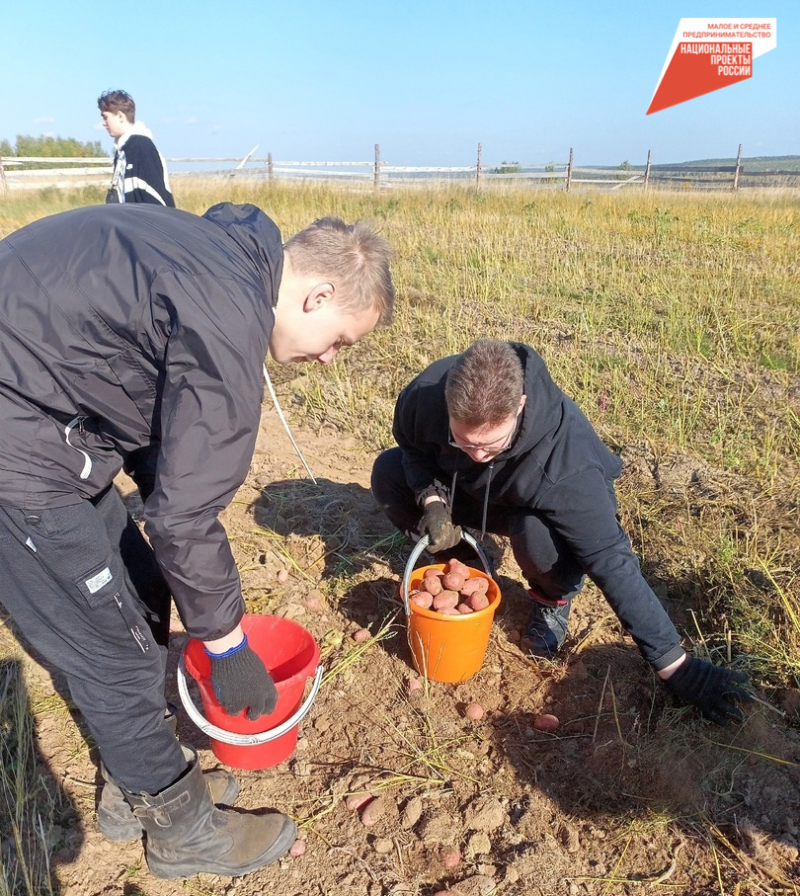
top-left (3, 179), bottom-right (798, 679)
top-left (0, 657), bottom-right (58, 896)
top-left (1, 182), bottom-right (798, 893)
top-left (182, 181), bottom-right (797, 690)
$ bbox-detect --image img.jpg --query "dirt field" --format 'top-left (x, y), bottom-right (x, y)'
top-left (2, 404), bottom-right (799, 896)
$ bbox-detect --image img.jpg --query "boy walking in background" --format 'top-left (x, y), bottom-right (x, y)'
top-left (98, 89), bottom-right (175, 206)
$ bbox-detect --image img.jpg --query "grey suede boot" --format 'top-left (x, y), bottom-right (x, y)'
top-left (98, 745), bottom-right (240, 841)
top-left (124, 749), bottom-right (297, 879)
top-left (98, 708), bottom-right (239, 842)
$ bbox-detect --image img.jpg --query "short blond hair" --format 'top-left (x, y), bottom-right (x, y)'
top-left (445, 339), bottom-right (524, 425)
top-left (284, 217), bottom-right (395, 326)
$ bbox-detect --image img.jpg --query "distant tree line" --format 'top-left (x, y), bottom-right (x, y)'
top-left (0, 135), bottom-right (105, 158)
top-left (490, 161), bottom-right (521, 174)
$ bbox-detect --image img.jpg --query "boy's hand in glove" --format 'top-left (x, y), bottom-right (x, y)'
top-left (206, 636), bottom-right (278, 720)
top-left (663, 656), bottom-right (753, 726)
top-left (420, 500), bottom-right (462, 553)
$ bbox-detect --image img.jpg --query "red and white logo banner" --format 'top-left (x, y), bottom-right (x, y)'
top-left (647, 19), bottom-right (776, 114)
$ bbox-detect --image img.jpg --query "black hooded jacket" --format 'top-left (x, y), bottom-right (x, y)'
top-left (392, 342), bottom-right (684, 670)
top-left (0, 202), bottom-right (282, 641)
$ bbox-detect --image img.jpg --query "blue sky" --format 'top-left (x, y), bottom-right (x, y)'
top-left (1, 1), bottom-right (796, 168)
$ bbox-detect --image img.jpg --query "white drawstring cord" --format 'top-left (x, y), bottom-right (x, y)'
top-left (262, 363), bottom-right (317, 484)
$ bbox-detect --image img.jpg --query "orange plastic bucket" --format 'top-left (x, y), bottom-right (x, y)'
top-left (178, 614), bottom-right (322, 770)
top-left (401, 534), bottom-right (501, 683)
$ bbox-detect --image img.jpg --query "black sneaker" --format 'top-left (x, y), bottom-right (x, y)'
top-left (523, 591), bottom-right (571, 657)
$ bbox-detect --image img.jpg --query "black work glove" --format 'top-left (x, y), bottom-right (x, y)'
top-left (207, 636), bottom-right (278, 721)
top-left (663, 656), bottom-right (753, 726)
top-left (420, 500), bottom-right (462, 554)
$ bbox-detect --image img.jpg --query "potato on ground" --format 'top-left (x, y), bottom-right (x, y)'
top-left (289, 839), bottom-right (306, 857)
top-left (441, 847), bottom-right (462, 868)
top-left (345, 792), bottom-right (372, 811)
top-left (465, 703), bottom-right (484, 721)
top-left (359, 795), bottom-right (386, 826)
top-left (533, 713), bottom-right (560, 732)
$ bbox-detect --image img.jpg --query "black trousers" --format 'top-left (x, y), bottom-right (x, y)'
top-left (0, 486), bottom-right (185, 793)
top-left (371, 447), bottom-right (603, 605)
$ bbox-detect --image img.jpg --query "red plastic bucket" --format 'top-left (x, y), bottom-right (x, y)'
top-left (179, 614), bottom-right (321, 770)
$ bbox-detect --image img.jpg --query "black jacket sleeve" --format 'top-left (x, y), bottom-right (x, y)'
top-left (141, 270), bottom-right (266, 641)
top-left (537, 466), bottom-right (684, 670)
top-left (393, 377), bottom-right (453, 506)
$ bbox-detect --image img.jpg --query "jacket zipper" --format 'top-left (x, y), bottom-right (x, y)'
top-left (64, 416), bottom-right (93, 480)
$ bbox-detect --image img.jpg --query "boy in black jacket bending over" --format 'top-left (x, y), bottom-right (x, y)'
top-left (0, 202), bottom-right (394, 879)
top-left (371, 338), bottom-right (751, 726)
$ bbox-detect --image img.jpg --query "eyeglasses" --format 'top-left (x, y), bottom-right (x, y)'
top-left (448, 418), bottom-right (518, 456)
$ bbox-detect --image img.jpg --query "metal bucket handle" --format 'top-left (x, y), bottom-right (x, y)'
top-left (177, 650), bottom-right (324, 746)
top-left (401, 532), bottom-right (493, 615)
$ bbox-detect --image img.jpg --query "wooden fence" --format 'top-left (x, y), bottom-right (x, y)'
top-left (1, 144), bottom-right (796, 194)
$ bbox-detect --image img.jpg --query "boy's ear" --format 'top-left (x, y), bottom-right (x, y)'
top-left (302, 281), bottom-right (336, 312)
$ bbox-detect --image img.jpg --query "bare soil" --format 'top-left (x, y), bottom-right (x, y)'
top-left (2, 406), bottom-right (799, 896)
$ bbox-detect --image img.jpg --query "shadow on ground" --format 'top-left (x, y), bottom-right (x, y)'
top-left (0, 652), bottom-right (84, 895)
top-left (251, 477), bottom-right (392, 578)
